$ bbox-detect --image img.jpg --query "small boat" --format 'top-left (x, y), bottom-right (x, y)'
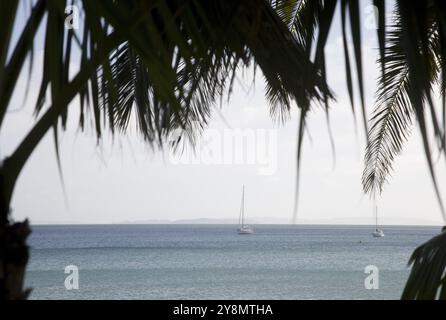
top-left (372, 205), bottom-right (384, 238)
top-left (237, 185), bottom-right (254, 235)
top-left (372, 228), bottom-right (385, 238)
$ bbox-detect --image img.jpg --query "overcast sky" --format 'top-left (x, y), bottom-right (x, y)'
top-left (2, 2), bottom-right (446, 225)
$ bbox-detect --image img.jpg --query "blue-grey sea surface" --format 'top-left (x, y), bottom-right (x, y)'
top-left (25, 224), bottom-right (440, 300)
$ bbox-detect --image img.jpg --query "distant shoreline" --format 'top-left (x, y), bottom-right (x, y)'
top-left (30, 222), bottom-right (443, 227)
top-left (28, 216), bottom-right (444, 226)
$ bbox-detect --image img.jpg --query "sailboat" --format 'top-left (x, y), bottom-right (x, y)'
top-left (237, 185), bottom-right (254, 235)
top-left (372, 205), bottom-right (384, 238)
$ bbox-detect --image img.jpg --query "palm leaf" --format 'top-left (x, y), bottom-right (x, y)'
top-left (402, 229), bottom-right (446, 299)
top-left (0, 0), bottom-right (45, 127)
top-left (363, 5), bottom-right (444, 200)
top-left (95, 0), bottom-right (331, 144)
top-left (4, 0), bottom-right (331, 201)
top-left (363, 22), bottom-right (418, 196)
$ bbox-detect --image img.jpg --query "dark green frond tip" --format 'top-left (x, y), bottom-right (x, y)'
top-left (402, 228), bottom-right (446, 300)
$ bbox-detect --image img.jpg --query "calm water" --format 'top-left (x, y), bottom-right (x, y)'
top-left (25, 224), bottom-right (440, 300)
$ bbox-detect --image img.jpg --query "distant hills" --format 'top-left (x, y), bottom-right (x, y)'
top-left (32, 216), bottom-right (443, 226)
top-left (116, 216), bottom-right (443, 226)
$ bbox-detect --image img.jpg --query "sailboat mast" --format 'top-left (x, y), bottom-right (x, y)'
top-left (245, 186), bottom-right (247, 226)
top-left (375, 204), bottom-right (378, 228)
top-left (241, 185), bottom-right (245, 227)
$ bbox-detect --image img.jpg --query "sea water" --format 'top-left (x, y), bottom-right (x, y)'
top-left (25, 224), bottom-right (440, 300)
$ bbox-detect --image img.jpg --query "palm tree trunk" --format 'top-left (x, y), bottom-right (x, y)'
top-left (0, 164), bottom-right (31, 300)
top-left (0, 31), bottom-right (123, 300)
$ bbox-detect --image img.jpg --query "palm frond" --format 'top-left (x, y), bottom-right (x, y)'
top-left (4, 0), bottom-right (331, 200)
top-left (94, 0), bottom-right (331, 146)
top-left (0, 0), bottom-right (45, 127)
top-left (363, 3), bottom-right (446, 214)
top-left (402, 229), bottom-right (446, 299)
top-left (362, 22), bottom-right (420, 196)
top-left (397, 1), bottom-right (446, 217)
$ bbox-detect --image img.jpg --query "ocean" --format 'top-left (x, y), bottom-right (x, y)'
top-left (25, 224), bottom-right (440, 300)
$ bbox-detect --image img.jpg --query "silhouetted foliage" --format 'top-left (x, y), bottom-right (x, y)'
top-left (1, 0), bottom-right (446, 300)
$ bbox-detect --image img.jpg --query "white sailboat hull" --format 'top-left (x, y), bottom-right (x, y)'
top-left (372, 229), bottom-right (385, 237)
top-left (237, 226), bottom-right (254, 235)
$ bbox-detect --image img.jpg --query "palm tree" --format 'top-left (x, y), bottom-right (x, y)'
top-left (2, 0), bottom-right (446, 300)
top-left (286, 0), bottom-right (446, 299)
top-left (358, 1), bottom-right (446, 299)
top-left (0, 0), bottom-right (328, 299)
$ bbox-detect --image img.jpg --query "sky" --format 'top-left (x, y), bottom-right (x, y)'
top-left (1, 2), bottom-right (446, 225)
